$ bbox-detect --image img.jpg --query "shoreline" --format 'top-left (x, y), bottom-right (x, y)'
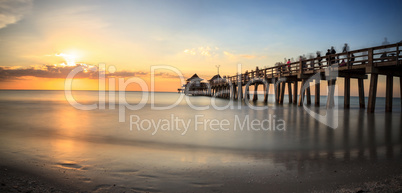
top-left (1, 153), bottom-right (401, 193)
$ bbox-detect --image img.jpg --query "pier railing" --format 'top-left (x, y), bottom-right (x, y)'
top-left (185, 43), bottom-right (401, 113)
top-left (210, 43), bottom-right (401, 87)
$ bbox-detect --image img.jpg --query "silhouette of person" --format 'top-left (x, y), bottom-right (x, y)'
top-left (299, 56), bottom-right (306, 70)
top-left (380, 52), bottom-right (387, 62)
top-left (340, 59), bottom-right (346, 67)
top-left (326, 49), bottom-right (331, 65)
top-left (330, 46), bottom-right (336, 64)
top-left (308, 54), bottom-right (315, 68)
top-left (256, 66), bottom-right (260, 77)
top-left (316, 51), bottom-right (322, 68)
top-left (342, 43), bottom-right (349, 53)
top-left (330, 46), bottom-right (336, 54)
top-left (350, 53), bottom-right (355, 65)
top-left (382, 37), bottom-right (390, 46)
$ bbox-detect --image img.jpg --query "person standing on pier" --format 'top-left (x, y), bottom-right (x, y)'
top-left (349, 53), bottom-right (355, 65)
top-left (299, 56), bottom-right (306, 71)
top-left (316, 51), bottom-right (322, 68)
top-left (382, 37), bottom-right (390, 46)
top-left (330, 46), bottom-right (337, 64)
top-left (326, 49), bottom-right (331, 66)
top-left (342, 43), bottom-right (349, 53)
top-left (308, 54), bottom-right (315, 69)
top-left (342, 43), bottom-right (350, 64)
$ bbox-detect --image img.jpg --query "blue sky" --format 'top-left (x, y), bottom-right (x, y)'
top-left (1, 0), bottom-right (401, 67)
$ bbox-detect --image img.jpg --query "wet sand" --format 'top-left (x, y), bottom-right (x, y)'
top-left (1, 147), bottom-right (402, 193)
top-left (0, 164), bottom-right (78, 193)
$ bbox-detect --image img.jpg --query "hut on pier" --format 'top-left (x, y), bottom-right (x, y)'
top-left (184, 74), bottom-right (208, 95)
top-left (209, 74), bottom-right (222, 84)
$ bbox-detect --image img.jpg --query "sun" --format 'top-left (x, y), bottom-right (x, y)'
top-left (56, 52), bottom-right (78, 66)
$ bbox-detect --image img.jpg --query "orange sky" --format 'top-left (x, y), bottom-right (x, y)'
top-left (1, 74), bottom-right (401, 98)
top-left (0, 73), bottom-right (185, 92)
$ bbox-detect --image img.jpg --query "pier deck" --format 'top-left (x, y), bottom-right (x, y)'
top-left (183, 43), bottom-right (402, 113)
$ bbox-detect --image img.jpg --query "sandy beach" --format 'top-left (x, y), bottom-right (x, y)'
top-left (1, 157), bottom-right (402, 192)
top-left (1, 145), bottom-right (402, 192)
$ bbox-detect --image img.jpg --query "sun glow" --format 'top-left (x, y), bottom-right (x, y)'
top-left (56, 53), bottom-right (77, 66)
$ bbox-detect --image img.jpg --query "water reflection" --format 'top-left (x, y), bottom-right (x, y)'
top-left (0, 92), bottom-right (401, 188)
top-left (264, 109), bottom-right (401, 173)
top-left (385, 113), bottom-right (393, 159)
top-left (342, 110), bottom-right (350, 160)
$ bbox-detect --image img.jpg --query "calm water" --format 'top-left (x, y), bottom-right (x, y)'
top-left (0, 90), bottom-right (401, 191)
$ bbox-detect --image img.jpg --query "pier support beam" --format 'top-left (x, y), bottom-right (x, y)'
top-left (231, 84), bottom-right (236, 100)
top-left (298, 79), bottom-right (306, 106)
top-left (253, 83), bottom-right (259, 101)
top-left (221, 87), bottom-right (224, 98)
top-left (367, 74), bottom-right (378, 113)
top-left (385, 75), bottom-right (393, 112)
top-left (275, 82), bottom-right (281, 103)
top-left (237, 77), bottom-right (243, 100)
top-left (315, 79), bottom-right (320, 106)
top-left (344, 77), bottom-right (350, 109)
top-left (306, 81), bottom-right (311, 105)
top-left (264, 83), bottom-right (269, 103)
top-left (293, 81), bottom-right (298, 104)
top-left (288, 82), bottom-right (292, 103)
top-left (279, 82), bottom-right (285, 104)
top-left (358, 79), bottom-right (365, 109)
top-left (245, 86), bottom-right (250, 101)
top-left (326, 79), bottom-right (336, 108)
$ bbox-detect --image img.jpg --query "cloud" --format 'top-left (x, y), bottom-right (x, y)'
top-left (0, 0), bottom-right (32, 29)
top-left (0, 65), bottom-right (97, 80)
top-left (239, 54), bottom-right (257, 59)
top-left (184, 49), bottom-right (196, 55)
top-left (223, 51), bottom-right (234, 57)
top-left (154, 72), bottom-right (182, 79)
top-left (0, 64), bottom-right (178, 81)
top-left (224, 51), bottom-right (265, 60)
top-left (183, 46), bottom-right (219, 57)
top-left (183, 46), bottom-right (265, 60)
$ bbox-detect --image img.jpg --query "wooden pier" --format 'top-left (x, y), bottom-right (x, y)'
top-left (183, 43), bottom-right (402, 113)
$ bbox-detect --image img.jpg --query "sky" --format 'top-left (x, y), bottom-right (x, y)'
top-left (0, 0), bottom-right (401, 94)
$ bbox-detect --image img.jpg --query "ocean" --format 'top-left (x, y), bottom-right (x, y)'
top-left (0, 90), bottom-right (401, 191)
